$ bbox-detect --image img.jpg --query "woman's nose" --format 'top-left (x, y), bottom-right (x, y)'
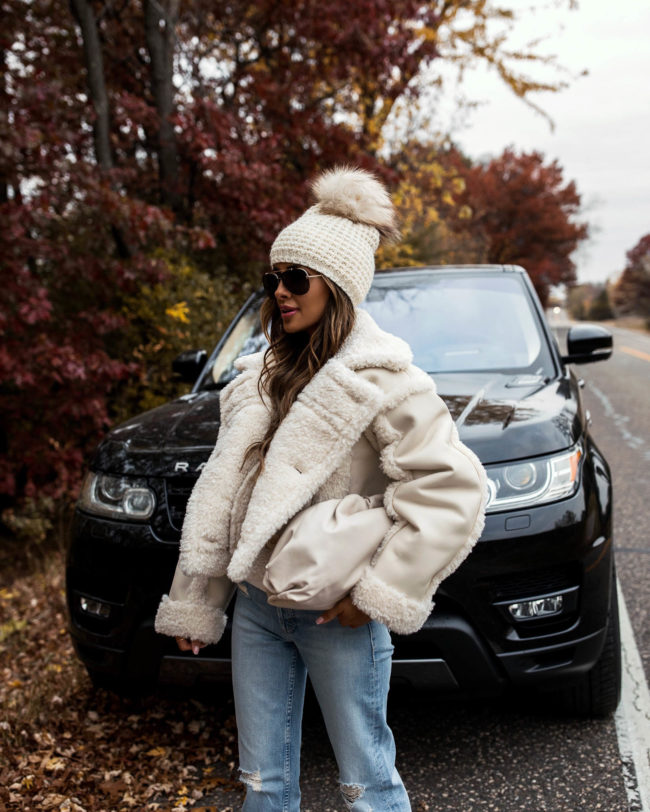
top-left (275, 280), bottom-right (289, 299)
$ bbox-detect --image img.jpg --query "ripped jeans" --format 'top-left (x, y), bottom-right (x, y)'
top-left (232, 582), bottom-right (411, 812)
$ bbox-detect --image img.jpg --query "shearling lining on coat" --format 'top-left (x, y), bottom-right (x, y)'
top-left (154, 308), bottom-right (488, 642)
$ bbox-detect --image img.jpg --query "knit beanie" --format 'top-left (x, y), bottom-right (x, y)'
top-left (269, 166), bottom-right (400, 305)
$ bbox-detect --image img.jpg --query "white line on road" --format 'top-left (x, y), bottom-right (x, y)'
top-left (587, 381), bottom-right (650, 461)
top-left (615, 577), bottom-right (650, 812)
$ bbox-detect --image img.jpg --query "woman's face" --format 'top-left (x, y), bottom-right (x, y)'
top-left (272, 262), bottom-right (331, 335)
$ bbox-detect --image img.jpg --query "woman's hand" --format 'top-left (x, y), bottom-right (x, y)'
top-left (316, 596), bottom-right (371, 628)
top-left (175, 637), bottom-right (207, 655)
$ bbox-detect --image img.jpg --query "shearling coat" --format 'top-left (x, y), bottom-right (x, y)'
top-left (155, 309), bottom-right (488, 644)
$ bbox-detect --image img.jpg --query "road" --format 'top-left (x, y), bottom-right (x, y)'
top-left (202, 320), bottom-right (650, 812)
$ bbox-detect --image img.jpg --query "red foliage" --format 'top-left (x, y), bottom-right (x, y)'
top-left (625, 233), bottom-right (650, 266)
top-left (0, 0), bottom-right (446, 504)
top-left (612, 233), bottom-right (650, 316)
top-left (448, 148), bottom-right (588, 306)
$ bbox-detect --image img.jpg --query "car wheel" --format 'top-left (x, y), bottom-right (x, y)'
top-left (559, 570), bottom-right (622, 718)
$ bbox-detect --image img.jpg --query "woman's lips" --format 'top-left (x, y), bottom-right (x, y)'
top-left (280, 308), bottom-right (299, 318)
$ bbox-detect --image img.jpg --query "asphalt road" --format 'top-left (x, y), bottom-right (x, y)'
top-left (574, 324), bottom-right (650, 685)
top-left (201, 320), bottom-right (650, 812)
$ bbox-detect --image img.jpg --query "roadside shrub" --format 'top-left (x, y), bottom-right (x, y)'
top-left (108, 250), bottom-right (256, 426)
top-left (587, 288), bottom-right (614, 321)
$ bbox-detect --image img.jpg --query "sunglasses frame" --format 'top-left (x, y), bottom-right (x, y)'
top-left (263, 265), bottom-right (322, 296)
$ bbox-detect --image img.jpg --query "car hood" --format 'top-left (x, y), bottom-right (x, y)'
top-left (92, 391), bottom-right (222, 477)
top-left (92, 372), bottom-right (582, 476)
top-left (434, 371), bottom-right (582, 464)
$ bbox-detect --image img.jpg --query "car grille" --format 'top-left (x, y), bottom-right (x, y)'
top-left (164, 477), bottom-right (196, 532)
top-left (484, 564), bottom-right (580, 602)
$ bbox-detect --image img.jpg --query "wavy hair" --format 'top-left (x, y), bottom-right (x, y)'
top-left (243, 277), bottom-right (356, 471)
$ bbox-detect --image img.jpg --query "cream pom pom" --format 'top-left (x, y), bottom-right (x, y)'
top-left (311, 166), bottom-right (400, 244)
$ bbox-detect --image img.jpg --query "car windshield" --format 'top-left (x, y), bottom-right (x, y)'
top-left (202, 270), bottom-right (554, 389)
top-left (364, 271), bottom-right (554, 375)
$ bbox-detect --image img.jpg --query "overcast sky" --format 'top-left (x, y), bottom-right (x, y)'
top-left (427, 1), bottom-right (650, 286)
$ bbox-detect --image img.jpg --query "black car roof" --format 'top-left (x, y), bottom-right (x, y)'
top-left (375, 264), bottom-right (525, 275)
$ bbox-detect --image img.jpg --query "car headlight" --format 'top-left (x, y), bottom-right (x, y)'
top-left (485, 444), bottom-right (582, 513)
top-left (78, 472), bottom-right (156, 521)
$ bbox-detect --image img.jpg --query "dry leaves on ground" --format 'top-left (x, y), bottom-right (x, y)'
top-left (0, 548), bottom-right (243, 812)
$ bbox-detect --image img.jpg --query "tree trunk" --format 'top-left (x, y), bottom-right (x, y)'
top-left (69, 0), bottom-right (133, 258)
top-left (0, 46), bottom-right (10, 204)
top-left (143, 0), bottom-right (181, 214)
top-left (69, 0), bottom-right (113, 171)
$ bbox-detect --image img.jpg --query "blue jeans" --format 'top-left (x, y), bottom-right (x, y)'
top-left (232, 582), bottom-right (411, 811)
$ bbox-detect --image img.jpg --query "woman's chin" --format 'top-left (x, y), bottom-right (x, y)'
top-left (282, 319), bottom-right (311, 334)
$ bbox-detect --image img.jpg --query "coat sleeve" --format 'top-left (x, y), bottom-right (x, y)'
top-left (350, 382), bottom-right (488, 634)
top-left (154, 561), bottom-right (237, 644)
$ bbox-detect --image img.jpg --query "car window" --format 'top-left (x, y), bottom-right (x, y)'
top-left (209, 307), bottom-right (267, 387)
top-left (362, 272), bottom-right (554, 375)
top-left (201, 271), bottom-right (554, 388)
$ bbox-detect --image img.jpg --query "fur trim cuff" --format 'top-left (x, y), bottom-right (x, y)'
top-left (351, 570), bottom-right (433, 635)
top-left (178, 542), bottom-right (230, 579)
top-left (154, 595), bottom-right (227, 645)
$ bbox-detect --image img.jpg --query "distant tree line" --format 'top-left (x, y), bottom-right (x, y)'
top-left (611, 234), bottom-right (650, 325)
top-left (567, 233), bottom-right (650, 326)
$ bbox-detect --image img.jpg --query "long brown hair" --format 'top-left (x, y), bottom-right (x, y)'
top-left (243, 276), bottom-right (356, 471)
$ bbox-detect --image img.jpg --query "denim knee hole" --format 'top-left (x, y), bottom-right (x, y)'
top-left (340, 782), bottom-right (366, 808)
top-left (239, 767), bottom-right (262, 792)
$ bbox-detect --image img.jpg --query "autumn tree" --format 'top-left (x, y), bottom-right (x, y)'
top-left (1, 0), bottom-right (578, 516)
top-left (567, 284), bottom-right (595, 320)
top-left (587, 287), bottom-right (614, 321)
top-left (446, 148), bottom-right (588, 306)
top-left (378, 141), bottom-right (487, 269)
top-left (611, 234), bottom-right (650, 321)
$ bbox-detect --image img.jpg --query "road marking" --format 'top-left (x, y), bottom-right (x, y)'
top-left (587, 382), bottom-right (650, 461)
top-left (620, 346), bottom-right (650, 363)
top-left (615, 578), bottom-right (650, 812)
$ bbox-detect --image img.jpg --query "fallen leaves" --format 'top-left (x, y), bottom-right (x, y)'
top-left (0, 549), bottom-right (242, 811)
top-left (146, 746), bottom-right (170, 758)
top-left (43, 757), bottom-right (67, 773)
top-left (0, 618), bottom-right (27, 642)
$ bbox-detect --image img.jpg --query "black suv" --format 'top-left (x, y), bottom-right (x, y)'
top-left (66, 265), bottom-right (619, 716)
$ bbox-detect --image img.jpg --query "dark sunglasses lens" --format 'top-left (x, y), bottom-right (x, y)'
top-left (263, 273), bottom-right (280, 295)
top-left (284, 267), bottom-right (310, 295)
top-left (264, 268), bottom-right (311, 296)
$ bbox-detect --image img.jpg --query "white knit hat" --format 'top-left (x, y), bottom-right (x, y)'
top-left (269, 166), bottom-right (399, 305)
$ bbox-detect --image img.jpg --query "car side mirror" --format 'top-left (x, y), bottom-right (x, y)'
top-left (561, 324), bottom-right (613, 365)
top-left (172, 349), bottom-right (208, 383)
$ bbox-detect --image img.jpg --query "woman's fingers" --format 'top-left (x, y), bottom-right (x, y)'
top-left (317, 597), bottom-right (371, 628)
top-left (316, 604), bottom-right (341, 625)
top-left (175, 637), bottom-right (206, 653)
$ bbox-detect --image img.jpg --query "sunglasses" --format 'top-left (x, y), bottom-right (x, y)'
top-left (263, 266), bottom-right (321, 297)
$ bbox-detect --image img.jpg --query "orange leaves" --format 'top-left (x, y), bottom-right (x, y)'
top-left (146, 746), bottom-right (170, 758)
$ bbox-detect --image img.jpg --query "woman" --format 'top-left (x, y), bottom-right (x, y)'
top-left (155, 167), bottom-right (487, 811)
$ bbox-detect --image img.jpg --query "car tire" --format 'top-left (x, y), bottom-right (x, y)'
top-left (559, 570), bottom-right (622, 718)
